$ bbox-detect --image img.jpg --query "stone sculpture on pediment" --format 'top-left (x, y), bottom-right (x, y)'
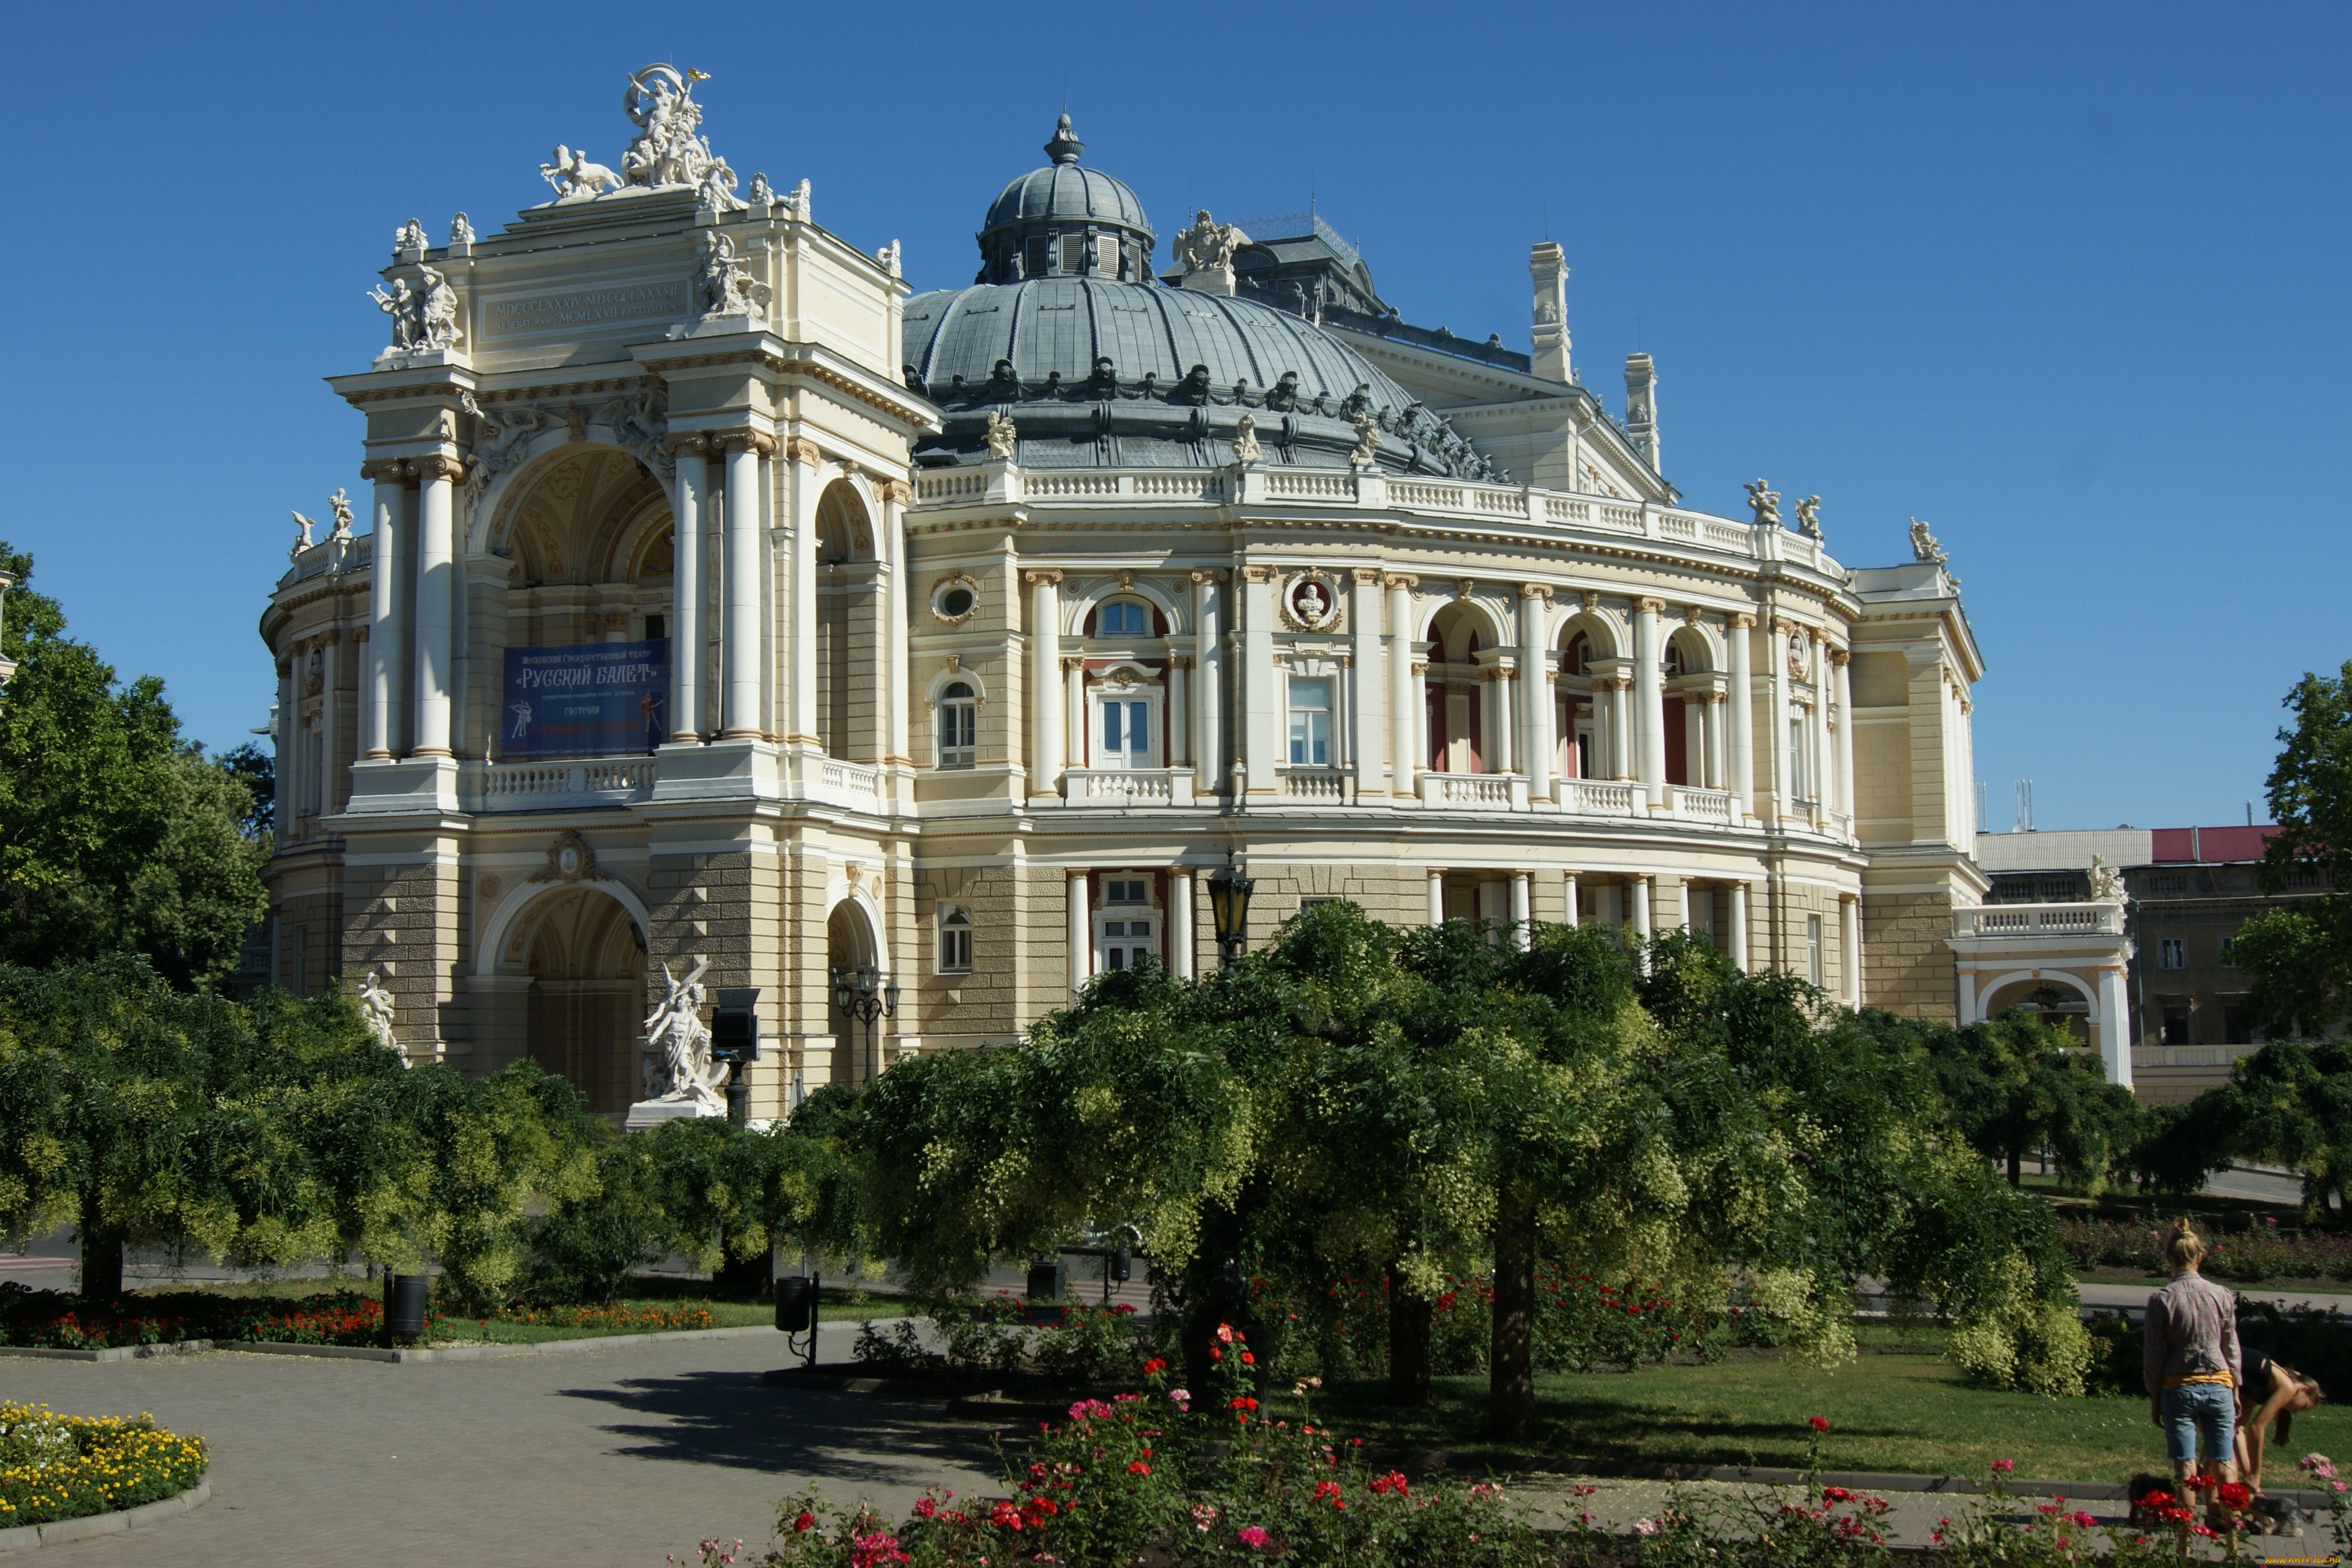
top-left (620, 64), bottom-right (726, 192)
top-left (2089, 854), bottom-right (2123, 904)
top-left (369, 277), bottom-right (418, 350)
top-left (394, 218), bottom-right (426, 254)
top-left (416, 265), bottom-right (463, 351)
top-left (985, 409), bottom-right (1018, 461)
top-left (449, 212), bottom-right (476, 246)
top-left (1348, 411), bottom-right (1379, 467)
top-left (1909, 517), bottom-right (1947, 566)
top-left (541, 145), bottom-right (624, 200)
top-left (1745, 478), bottom-right (1781, 528)
top-left (695, 156), bottom-right (747, 220)
top-left (747, 172), bottom-right (774, 208)
top-left (1795, 494), bottom-right (1823, 541)
top-left (326, 488), bottom-right (355, 542)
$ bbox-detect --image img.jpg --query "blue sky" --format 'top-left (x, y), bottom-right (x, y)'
top-left (4, 3), bottom-right (2344, 832)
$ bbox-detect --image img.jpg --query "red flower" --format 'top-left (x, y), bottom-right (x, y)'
top-left (793, 1511), bottom-right (817, 1533)
top-left (1240, 1351), bottom-right (1255, 1365)
top-left (1127, 1461), bottom-right (1151, 1475)
top-left (1142, 1357), bottom-right (1167, 1375)
top-left (2218, 1481), bottom-right (2252, 1511)
top-left (1807, 1416), bottom-right (1830, 1433)
top-left (1370, 1470), bottom-right (1410, 1496)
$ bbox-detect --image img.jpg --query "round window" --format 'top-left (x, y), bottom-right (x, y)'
top-left (940, 587), bottom-right (974, 618)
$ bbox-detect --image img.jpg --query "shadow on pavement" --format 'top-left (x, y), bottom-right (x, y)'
top-left (559, 1371), bottom-right (1008, 1488)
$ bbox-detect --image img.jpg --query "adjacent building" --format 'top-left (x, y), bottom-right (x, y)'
top-left (260, 72), bottom-right (1998, 1119)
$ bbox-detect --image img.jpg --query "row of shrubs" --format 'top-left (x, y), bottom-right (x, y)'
top-left (2059, 1213), bottom-right (2352, 1281)
top-left (0, 1401), bottom-right (208, 1529)
top-left (0, 1279), bottom-right (721, 1350)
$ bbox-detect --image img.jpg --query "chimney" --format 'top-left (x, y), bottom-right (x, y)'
top-left (1624, 353), bottom-right (1659, 472)
top-left (1529, 243), bottom-right (1570, 383)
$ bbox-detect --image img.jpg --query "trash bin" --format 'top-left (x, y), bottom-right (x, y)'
top-left (776, 1275), bottom-right (817, 1334)
top-left (1026, 1259), bottom-right (1067, 1303)
top-left (386, 1274), bottom-right (430, 1339)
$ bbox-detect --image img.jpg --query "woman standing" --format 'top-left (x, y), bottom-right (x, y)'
top-left (2144, 1218), bottom-right (2241, 1495)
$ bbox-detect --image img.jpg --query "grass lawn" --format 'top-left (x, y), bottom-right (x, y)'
top-left (1282, 1340), bottom-right (2352, 1484)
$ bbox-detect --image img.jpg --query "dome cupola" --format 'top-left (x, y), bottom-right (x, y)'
top-left (974, 116), bottom-right (1156, 285)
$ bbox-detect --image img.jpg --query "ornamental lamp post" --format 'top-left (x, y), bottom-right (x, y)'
top-left (1205, 857), bottom-right (1255, 971)
top-left (830, 961), bottom-right (900, 1079)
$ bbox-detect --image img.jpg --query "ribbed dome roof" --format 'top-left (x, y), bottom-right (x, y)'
top-left (982, 162), bottom-right (1150, 245)
top-left (901, 278), bottom-right (1495, 480)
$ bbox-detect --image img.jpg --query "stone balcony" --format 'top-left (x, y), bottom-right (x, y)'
top-left (1951, 902), bottom-right (2124, 939)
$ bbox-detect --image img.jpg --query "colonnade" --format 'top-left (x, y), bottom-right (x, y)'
top-left (1015, 572), bottom-right (1855, 826)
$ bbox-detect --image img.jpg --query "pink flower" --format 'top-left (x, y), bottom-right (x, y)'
top-left (1191, 1503), bottom-right (1219, 1533)
top-left (1991, 1459), bottom-right (2015, 1474)
top-left (848, 1533), bottom-right (909, 1568)
top-left (1632, 1518), bottom-right (1660, 1537)
top-left (1235, 1524), bottom-right (1270, 1549)
top-left (1216, 1324), bottom-right (1236, 1344)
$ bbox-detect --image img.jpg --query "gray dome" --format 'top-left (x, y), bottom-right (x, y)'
top-left (974, 116), bottom-right (1155, 286)
top-left (901, 278), bottom-right (1497, 480)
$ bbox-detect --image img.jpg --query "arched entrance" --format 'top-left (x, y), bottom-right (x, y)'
top-left (516, 886), bottom-right (648, 1112)
top-left (1981, 972), bottom-right (2095, 1046)
top-left (825, 897), bottom-right (885, 1083)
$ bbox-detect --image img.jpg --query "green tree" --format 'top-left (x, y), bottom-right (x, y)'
top-left (0, 545), bottom-right (267, 990)
top-left (1921, 1010), bottom-right (2143, 1188)
top-left (2246, 659), bottom-right (2352, 1035)
top-left (2168, 1040), bottom-right (2352, 1215)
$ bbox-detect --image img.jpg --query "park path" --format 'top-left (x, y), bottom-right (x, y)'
top-left (1, 1321), bottom-right (998, 1567)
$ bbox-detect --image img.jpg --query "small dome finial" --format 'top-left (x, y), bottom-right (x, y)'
top-left (1045, 113), bottom-right (1084, 166)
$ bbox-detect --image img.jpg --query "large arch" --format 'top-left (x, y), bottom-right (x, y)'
top-left (814, 479), bottom-right (880, 760)
top-left (485, 883), bottom-right (650, 1113)
top-left (825, 894), bottom-right (888, 1084)
top-left (1979, 969), bottom-right (2098, 1045)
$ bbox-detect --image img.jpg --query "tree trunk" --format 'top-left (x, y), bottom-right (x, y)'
top-left (80, 1226), bottom-right (124, 1302)
top-left (1387, 1270), bottom-right (1433, 1406)
top-left (2006, 1146), bottom-right (2022, 1186)
top-left (714, 1233), bottom-right (773, 1301)
top-left (1489, 1183), bottom-right (1537, 1440)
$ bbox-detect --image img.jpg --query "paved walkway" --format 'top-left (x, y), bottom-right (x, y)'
top-left (1, 1321), bottom-right (999, 1567)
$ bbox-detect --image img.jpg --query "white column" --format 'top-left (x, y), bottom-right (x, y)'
top-left (1067, 872), bottom-right (1091, 995)
top-left (1427, 868), bottom-right (1445, 926)
top-left (1674, 877), bottom-right (1690, 930)
top-left (1170, 871), bottom-right (1195, 980)
top-left (1832, 648), bottom-right (1855, 826)
top-left (1840, 896), bottom-right (1861, 1007)
top-left (1629, 875), bottom-right (1653, 963)
top-left (410, 454), bottom-right (459, 757)
top-left (1729, 613), bottom-right (1755, 819)
top-left (1562, 872), bottom-right (1580, 927)
top-left (1959, 966), bottom-right (1979, 1024)
top-left (1810, 634), bottom-right (1832, 823)
top-left (789, 444), bottom-right (821, 745)
top-left (1169, 659), bottom-right (1191, 767)
top-left (1064, 659), bottom-right (1085, 769)
top-left (363, 467), bottom-right (403, 758)
top-left (1191, 570), bottom-right (1222, 793)
top-left (1706, 692), bottom-right (1728, 792)
top-left (1728, 882), bottom-right (1750, 973)
top-left (1489, 669), bottom-right (1514, 772)
top-left (718, 434), bottom-right (768, 739)
top-left (1387, 575), bottom-right (1418, 798)
top-left (1768, 614), bottom-right (1793, 819)
top-left (883, 480), bottom-right (911, 764)
top-left (1519, 587), bottom-right (1551, 802)
top-left (670, 440), bottom-right (708, 742)
top-left (319, 636), bottom-right (341, 817)
top-left (1510, 871), bottom-right (1531, 951)
top-left (1612, 677), bottom-right (1635, 781)
top-left (2098, 968), bottom-right (2132, 1085)
top-left (1634, 598), bottom-right (1666, 806)
top-left (1028, 570), bottom-right (1063, 797)
top-left (1240, 567), bottom-right (1276, 794)
top-left (1351, 569), bottom-right (1382, 799)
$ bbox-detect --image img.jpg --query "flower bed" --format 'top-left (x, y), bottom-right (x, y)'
top-left (472, 1301), bottom-right (716, 1334)
top-left (0, 1282), bottom-right (398, 1349)
top-left (2060, 1214), bottom-right (2352, 1282)
top-left (0, 1400), bottom-right (208, 1529)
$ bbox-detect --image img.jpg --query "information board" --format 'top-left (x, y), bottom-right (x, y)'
top-left (499, 639), bottom-right (670, 760)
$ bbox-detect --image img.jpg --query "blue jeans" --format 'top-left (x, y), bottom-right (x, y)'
top-left (2162, 1382), bottom-right (2236, 1465)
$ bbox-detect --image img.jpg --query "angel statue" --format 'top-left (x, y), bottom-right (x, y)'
top-left (1232, 412), bottom-right (1263, 464)
top-left (621, 64), bottom-right (716, 189)
top-left (289, 509), bottom-right (316, 560)
top-left (358, 970), bottom-right (406, 1064)
top-left (1744, 478), bottom-right (1781, 528)
top-left (1795, 494), bottom-right (1823, 540)
top-left (642, 957), bottom-right (727, 1112)
top-left (328, 488), bottom-right (355, 542)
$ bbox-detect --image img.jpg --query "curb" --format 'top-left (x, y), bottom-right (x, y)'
top-left (0, 1325), bottom-right (781, 1365)
top-left (0, 1479), bottom-right (210, 1553)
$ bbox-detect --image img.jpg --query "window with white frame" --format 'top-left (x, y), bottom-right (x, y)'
top-left (1096, 877), bottom-right (1157, 971)
top-left (1095, 689), bottom-right (1155, 768)
top-left (1096, 600), bottom-right (1149, 638)
top-left (1288, 677), bottom-right (1334, 767)
top-left (937, 681), bottom-right (977, 768)
top-left (1806, 914), bottom-right (1823, 987)
top-left (937, 905), bottom-right (972, 972)
top-left (1788, 715), bottom-right (1810, 801)
top-left (2159, 937), bottom-right (2186, 970)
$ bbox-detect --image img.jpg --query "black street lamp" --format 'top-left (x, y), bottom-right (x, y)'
top-left (1204, 858), bottom-right (1255, 972)
top-left (830, 961), bottom-right (900, 1078)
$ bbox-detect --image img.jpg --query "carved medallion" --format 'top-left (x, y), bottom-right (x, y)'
top-left (1281, 570), bottom-right (1342, 632)
top-left (528, 829), bottom-right (604, 884)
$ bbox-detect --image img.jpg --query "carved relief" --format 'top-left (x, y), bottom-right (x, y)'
top-left (1281, 570), bottom-right (1342, 631)
top-left (528, 829), bottom-right (606, 885)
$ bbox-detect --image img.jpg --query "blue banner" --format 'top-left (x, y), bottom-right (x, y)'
top-left (499, 639), bottom-right (670, 759)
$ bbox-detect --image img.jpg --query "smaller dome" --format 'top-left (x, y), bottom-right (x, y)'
top-left (974, 117), bottom-right (1155, 286)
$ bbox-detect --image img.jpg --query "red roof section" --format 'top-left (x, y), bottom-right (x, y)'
top-left (2149, 825), bottom-right (2279, 864)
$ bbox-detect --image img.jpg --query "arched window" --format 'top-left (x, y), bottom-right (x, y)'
top-left (937, 681), bottom-right (977, 769)
top-left (1096, 600), bottom-right (1148, 638)
top-left (1664, 643), bottom-right (1685, 678)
